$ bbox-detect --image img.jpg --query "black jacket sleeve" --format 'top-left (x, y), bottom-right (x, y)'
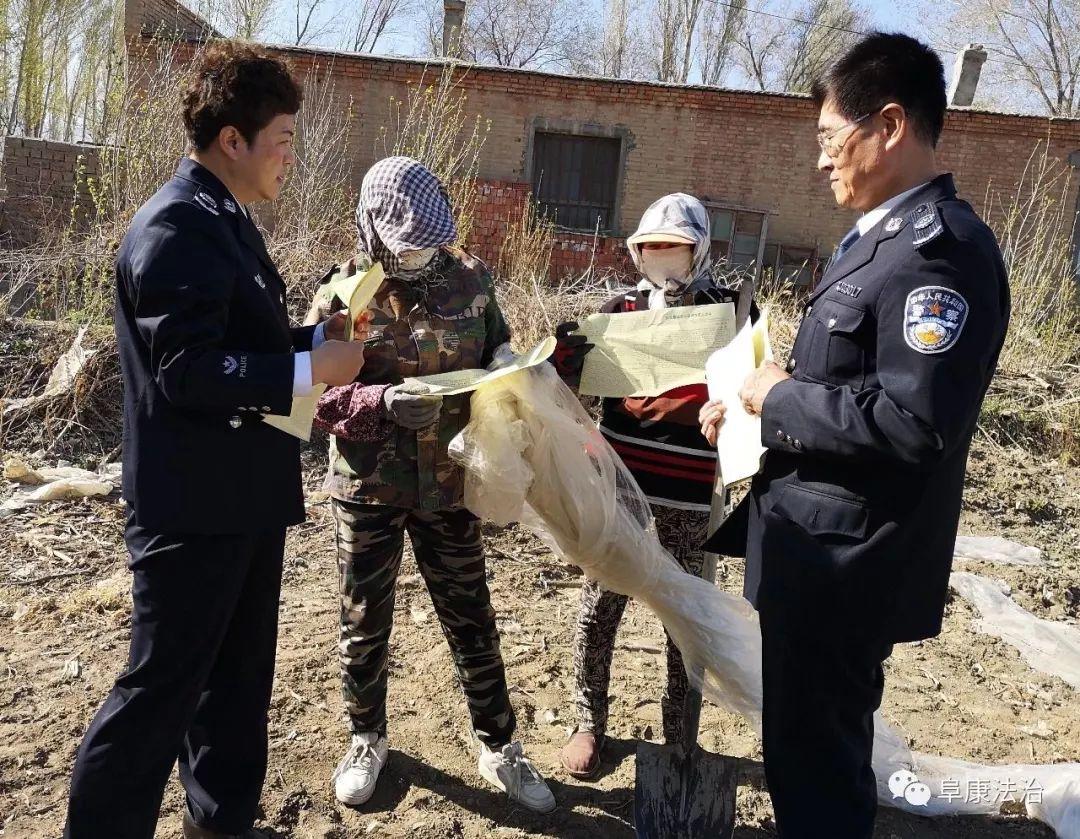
top-left (291, 324), bottom-right (318, 352)
top-left (128, 202), bottom-right (296, 414)
top-left (760, 238), bottom-right (1005, 469)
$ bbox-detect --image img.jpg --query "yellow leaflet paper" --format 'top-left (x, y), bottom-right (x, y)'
top-left (329, 262), bottom-right (386, 340)
top-left (403, 337), bottom-right (557, 396)
top-left (704, 309), bottom-right (773, 485)
top-left (576, 303), bottom-right (737, 398)
top-left (261, 384), bottom-right (327, 442)
top-left (263, 262), bottom-right (387, 441)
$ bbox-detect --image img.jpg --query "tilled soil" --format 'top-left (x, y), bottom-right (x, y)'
top-left (1, 439), bottom-right (1077, 838)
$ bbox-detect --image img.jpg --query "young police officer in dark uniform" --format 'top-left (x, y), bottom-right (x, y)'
top-left (700, 33), bottom-right (1010, 838)
top-left (65, 44), bottom-right (365, 839)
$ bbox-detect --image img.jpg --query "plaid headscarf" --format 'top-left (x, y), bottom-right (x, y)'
top-left (355, 156), bottom-right (458, 277)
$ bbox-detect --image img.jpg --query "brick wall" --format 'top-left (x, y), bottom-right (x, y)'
top-left (263, 44), bottom-right (1080, 276)
top-left (7, 0), bottom-right (1080, 276)
top-left (0, 136), bottom-right (101, 247)
top-left (125, 0), bottom-right (215, 40)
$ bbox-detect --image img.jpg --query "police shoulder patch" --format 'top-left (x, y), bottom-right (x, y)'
top-left (194, 190), bottom-right (220, 216)
top-left (909, 202), bottom-right (942, 247)
top-left (903, 286), bottom-right (968, 354)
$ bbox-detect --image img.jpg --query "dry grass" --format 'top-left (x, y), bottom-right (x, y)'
top-left (1, 39), bottom-right (1077, 466)
top-left (492, 198), bottom-right (610, 351)
top-left (0, 319), bottom-right (122, 463)
top-left (991, 146), bottom-right (1080, 375)
top-left (976, 146), bottom-right (1080, 463)
top-left (380, 61), bottom-right (490, 246)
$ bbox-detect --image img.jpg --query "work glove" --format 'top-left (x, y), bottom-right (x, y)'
top-left (383, 383), bottom-right (442, 430)
top-left (552, 321), bottom-right (594, 385)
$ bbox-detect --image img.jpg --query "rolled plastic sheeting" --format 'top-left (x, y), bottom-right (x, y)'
top-left (449, 363), bottom-right (1080, 838)
top-left (954, 535), bottom-right (1044, 566)
top-left (950, 572), bottom-right (1080, 691)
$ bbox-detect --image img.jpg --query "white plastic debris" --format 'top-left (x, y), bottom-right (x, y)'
top-left (449, 363), bottom-right (1080, 838)
top-left (1, 457), bottom-right (115, 517)
top-left (874, 721), bottom-right (1080, 835)
top-left (954, 535), bottom-right (1044, 566)
top-left (2, 325), bottom-right (96, 415)
top-left (950, 572), bottom-right (1080, 690)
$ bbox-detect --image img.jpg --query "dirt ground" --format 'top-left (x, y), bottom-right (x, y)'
top-left (1, 437), bottom-right (1078, 839)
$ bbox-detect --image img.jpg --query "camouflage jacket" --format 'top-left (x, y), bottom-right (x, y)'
top-left (314, 246), bottom-right (511, 511)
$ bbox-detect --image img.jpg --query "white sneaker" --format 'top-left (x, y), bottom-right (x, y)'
top-left (332, 732), bottom-right (388, 806)
top-left (478, 741), bottom-right (556, 813)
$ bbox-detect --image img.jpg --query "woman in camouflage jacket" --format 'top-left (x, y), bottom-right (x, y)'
top-left (312, 157), bottom-right (555, 814)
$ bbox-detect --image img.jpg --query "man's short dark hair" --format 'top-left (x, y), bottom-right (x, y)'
top-left (811, 32), bottom-right (946, 146)
top-left (181, 41), bottom-right (303, 151)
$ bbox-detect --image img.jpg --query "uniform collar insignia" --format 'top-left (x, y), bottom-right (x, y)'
top-left (194, 190), bottom-right (219, 216)
top-left (910, 203), bottom-right (944, 248)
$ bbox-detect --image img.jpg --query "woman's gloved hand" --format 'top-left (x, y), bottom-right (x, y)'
top-left (552, 321), bottom-right (594, 384)
top-left (383, 383), bottom-right (443, 429)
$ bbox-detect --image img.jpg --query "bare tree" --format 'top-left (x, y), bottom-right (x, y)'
top-left (782, 0), bottom-right (864, 92)
top-left (940, 0), bottom-right (1080, 116)
top-left (210, 0), bottom-right (277, 40)
top-left (698, 0), bottom-right (745, 85)
top-left (562, 0), bottom-right (652, 78)
top-left (288, 0), bottom-right (336, 46)
top-left (735, 0), bottom-right (864, 93)
top-left (341, 0), bottom-right (407, 53)
top-left (651, 0), bottom-right (707, 82)
top-left (459, 0), bottom-right (579, 69)
top-left (604, 0), bottom-right (632, 77)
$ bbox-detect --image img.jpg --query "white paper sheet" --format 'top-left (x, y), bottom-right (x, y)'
top-left (705, 310), bottom-right (773, 485)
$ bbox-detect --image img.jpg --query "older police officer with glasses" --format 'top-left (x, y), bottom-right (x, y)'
top-left (700, 32), bottom-right (1010, 838)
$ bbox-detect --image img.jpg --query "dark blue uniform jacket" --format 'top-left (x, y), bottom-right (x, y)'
top-left (115, 158), bottom-right (315, 535)
top-left (705, 174), bottom-right (1010, 643)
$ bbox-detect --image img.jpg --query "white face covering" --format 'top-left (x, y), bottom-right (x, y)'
top-left (396, 247), bottom-right (439, 273)
top-left (640, 246), bottom-right (694, 309)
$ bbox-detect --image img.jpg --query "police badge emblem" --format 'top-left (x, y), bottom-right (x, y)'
top-left (884, 217), bottom-right (903, 233)
top-left (904, 286), bottom-right (968, 354)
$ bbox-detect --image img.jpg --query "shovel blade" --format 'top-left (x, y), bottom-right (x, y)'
top-left (634, 741), bottom-right (737, 839)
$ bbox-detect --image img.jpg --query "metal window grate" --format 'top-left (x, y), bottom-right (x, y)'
top-left (531, 132), bottom-right (620, 233)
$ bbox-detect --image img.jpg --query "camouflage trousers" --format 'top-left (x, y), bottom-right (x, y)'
top-left (572, 504), bottom-right (710, 743)
top-left (332, 499), bottom-right (516, 749)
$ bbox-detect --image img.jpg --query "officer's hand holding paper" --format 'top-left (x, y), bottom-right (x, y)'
top-left (700, 311), bottom-right (773, 484)
top-left (263, 263), bottom-right (383, 440)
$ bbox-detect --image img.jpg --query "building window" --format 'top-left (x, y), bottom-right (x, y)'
top-left (531, 132), bottom-right (621, 233)
top-left (770, 244), bottom-right (821, 287)
top-left (705, 205), bottom-right (768, 268)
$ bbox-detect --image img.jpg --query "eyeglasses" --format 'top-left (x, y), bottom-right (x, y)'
top-left (816, 112), bottom-right (873, 158)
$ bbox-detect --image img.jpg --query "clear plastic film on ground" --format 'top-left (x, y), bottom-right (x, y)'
top-left (448, 362), bottom-right (1080, 838)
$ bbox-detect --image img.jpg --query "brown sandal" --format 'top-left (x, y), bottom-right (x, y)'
top-left (560, 731), bottom-right (604, 780)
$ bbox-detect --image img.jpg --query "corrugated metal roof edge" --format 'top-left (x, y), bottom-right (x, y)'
top-left (167, 35), bottom-right (1080, 126)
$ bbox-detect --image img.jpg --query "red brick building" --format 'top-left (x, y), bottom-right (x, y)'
top-left (4, 0), bottom-right (1079, 285)
top-left (234, 31), bottom-right (1080, 283)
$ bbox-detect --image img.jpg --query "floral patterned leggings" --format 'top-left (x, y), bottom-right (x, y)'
top-left (570, 504), bottom-right (710, 743)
